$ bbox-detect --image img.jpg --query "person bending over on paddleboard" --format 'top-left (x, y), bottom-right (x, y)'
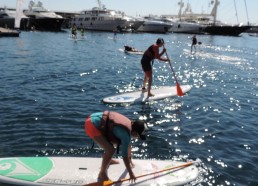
top-left (141, 38), bottom-right (169, 97)
top-left (85, 111), bottom-right (147, 182)
top-left (191, 35), bottom-right (197, 53)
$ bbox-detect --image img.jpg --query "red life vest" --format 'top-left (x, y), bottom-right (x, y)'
top-left (100, 111), bottom-right (131, 144)
top-left (144, 45), bottom-right (155, 59)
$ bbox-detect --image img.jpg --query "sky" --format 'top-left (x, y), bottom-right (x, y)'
top-left (1, 0), bottom-right (257, 25)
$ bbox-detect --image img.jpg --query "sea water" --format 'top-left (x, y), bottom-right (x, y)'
top-left (0, 30), bottom-right (257, 185)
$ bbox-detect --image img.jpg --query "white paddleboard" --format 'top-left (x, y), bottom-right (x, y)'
top-left (118, 48), bottom-right (144, 55)
top-left (0, 157), bottom-right (199, 186)
top-left (68, 37), bottom-right (86, 41)
top-left (103, 85), bottom-right (192, 104)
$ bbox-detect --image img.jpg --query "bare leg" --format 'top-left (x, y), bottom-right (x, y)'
top-left (147, 75), bottom-right (154, 97)
top-left (143, 74), bottom-right (147, 89)
top-left (93, 136), bottom-right (115, 181)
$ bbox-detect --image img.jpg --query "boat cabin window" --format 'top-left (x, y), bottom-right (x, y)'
top-left (91, 17), bottom-right (97, 21)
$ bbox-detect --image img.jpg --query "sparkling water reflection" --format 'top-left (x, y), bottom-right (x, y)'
top-left (0, 31), bottom-right (257, 185)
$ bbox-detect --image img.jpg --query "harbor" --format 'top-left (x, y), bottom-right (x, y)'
top-left (0, 0), bottom-right (257, 185)
top-left (1, 28), bottom-right (258, 186)
top-left (0, 0), bottom-right (257, 36)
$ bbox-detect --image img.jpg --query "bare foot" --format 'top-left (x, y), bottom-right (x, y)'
top-left (148, 93), bottom-right (154, 97)
top-left (98, 174), bottom-right (110, 182)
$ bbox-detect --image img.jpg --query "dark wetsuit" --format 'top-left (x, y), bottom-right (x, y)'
top-left (124, 46), bottom-right (133, 51)
top-left (192, 37), bottom-right (197, 45)
top-left (141, 44), bottom-right (167, 77)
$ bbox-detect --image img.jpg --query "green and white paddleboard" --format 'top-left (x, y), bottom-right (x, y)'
top-left (0, 157), bottom-right (199, 186)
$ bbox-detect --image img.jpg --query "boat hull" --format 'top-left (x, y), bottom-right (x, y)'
top-left (171, 22), bottom-right (206, 34)
top-left (0, 18), bottom-right (29, 30)
top-left (71, 19), bottom-right (128, 32)
top-left (25, 18), bottom-right (65, 31)
top-left (137, 22), bottom-right (173, 33)
top-left (204, 25), bottom-right (251, 36)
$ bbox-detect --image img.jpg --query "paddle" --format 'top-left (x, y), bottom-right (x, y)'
top-left (84, 161), bottom-right (193, 186)
top-left (163, 45), bottom-right (184, 96)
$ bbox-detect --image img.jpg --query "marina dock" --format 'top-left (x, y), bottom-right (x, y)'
top-left (0, 27), bottom-right (20, 37)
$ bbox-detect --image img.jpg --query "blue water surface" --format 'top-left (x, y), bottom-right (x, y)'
top-left (0, 30), bottom-right (257, 186)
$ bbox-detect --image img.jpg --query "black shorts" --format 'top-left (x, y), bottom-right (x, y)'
top-left (141, 55), bottom-right (152, 72)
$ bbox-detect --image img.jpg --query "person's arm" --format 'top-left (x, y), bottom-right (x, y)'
top-left (153, 45), bottom-right (168, 61)
top-left (123, 157), bottom-right (136, 182)
top-left (128, 145), bottom-right (134, 167)
top-left (113, 127), bottom-right (136, 182)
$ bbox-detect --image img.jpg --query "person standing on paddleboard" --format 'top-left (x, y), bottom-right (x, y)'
top-left (191, 35), bottom-right (197, 53)
top-left (84, 111), bottom-right (147, 182)
top-left (141, 38), bottom-right (169, 97)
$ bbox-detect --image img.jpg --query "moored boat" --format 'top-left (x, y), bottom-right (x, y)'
top-left (23, 1), bottom-right (65, 31)
top-left (169, 0), bottom-right (250, 36)
top-left (136, 16), bottom-right (173, 33)
top-left (204, 24), bottom-right (251, 36)
top-left (70, 0), bottom-right (143, 32)
top-left (201, 0), bottom-right (250, 36)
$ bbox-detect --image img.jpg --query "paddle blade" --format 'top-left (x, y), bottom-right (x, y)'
top-left (176, 82), bottom-right (184, 96)
top-left (103, 180), bottom-right (114, 186)
top-left (84, 180), bottom-right (114, 186)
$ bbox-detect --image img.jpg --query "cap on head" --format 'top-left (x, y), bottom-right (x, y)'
top-left (132, 120), bottom-right (147, 140)
top-left (156, 38), bottom-right (164, 45)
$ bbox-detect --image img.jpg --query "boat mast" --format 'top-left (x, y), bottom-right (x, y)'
top-left (178, 0), bottom-right (184, 21)
top-left (233, 0), bottom-right (239, 24)
top-left (244, 0), bottom-right (250, 25)
top-left (97, 0), bottom-right (102, 9)
top-left (210, 0), bottom-right (220, 25)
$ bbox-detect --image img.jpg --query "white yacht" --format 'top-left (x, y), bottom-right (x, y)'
top-left (159, 1), bottom-right (206, 34)
top-left (160, 16), bottom-right (206, 34)
top-left (136, 16), bottom-right (173, 33)
top-left (70, 0), bottom-right (143, 32)
top-left (23, 1), bottom-right (65, 31)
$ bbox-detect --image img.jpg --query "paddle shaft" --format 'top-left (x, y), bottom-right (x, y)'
top-left (104, 161), bottom-right (193, 186)
top-left (163, 48), bottom-right (179, 83)
top-left (163, 45), bottom-right (184, 96)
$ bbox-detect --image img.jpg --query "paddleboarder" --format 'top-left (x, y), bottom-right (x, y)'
top-left (84, 111), bottom-right (147, 182)
top-left (124, 45), bottom-right (142, 52)
top-left (191, 35), bottom-right (197, 53)
top-left (141, 38), bottom-right (169, 97)
top-left (71, 23), bottom-right (77, 39)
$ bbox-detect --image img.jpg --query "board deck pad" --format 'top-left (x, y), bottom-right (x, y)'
top-left (103, 85), bottom-right (192, 104)
top-left (0, 157), bottom-right (199, 186)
